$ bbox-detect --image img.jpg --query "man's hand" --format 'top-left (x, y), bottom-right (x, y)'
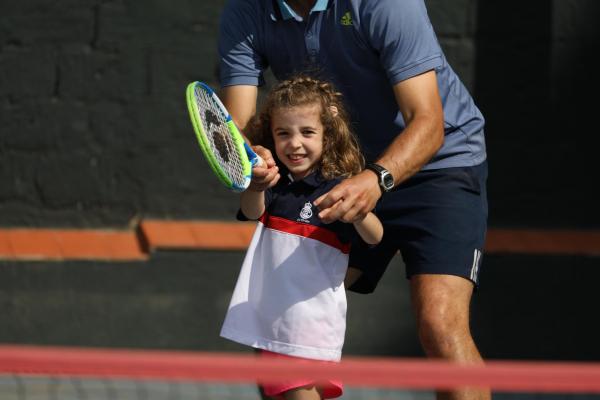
top-left (313, 170), bottom-right (381, 223)
top-left (248, 145), bottom-right (280, 191)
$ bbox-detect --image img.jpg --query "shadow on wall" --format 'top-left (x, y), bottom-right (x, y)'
top-left (474, 1), bottom-right (599, 230)
top-left (472, 254), bottom-right (600, 361)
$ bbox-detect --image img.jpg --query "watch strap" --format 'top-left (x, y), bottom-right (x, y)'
top-left (365, 163), bottom-right (394, 193)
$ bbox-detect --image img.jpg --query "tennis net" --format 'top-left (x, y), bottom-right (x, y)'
top-left (1, 344), bottom-right (600, 400)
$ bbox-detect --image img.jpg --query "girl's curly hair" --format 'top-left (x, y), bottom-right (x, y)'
top-left (247, 76), bottom-right (364, 179)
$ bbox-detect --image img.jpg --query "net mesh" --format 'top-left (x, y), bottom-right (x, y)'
top-left (0, 376), bottom-right (265, 400)
top-left (194, 86), bottom-right (247, 188)
top-left (0, 375), bottom-right (432, 400)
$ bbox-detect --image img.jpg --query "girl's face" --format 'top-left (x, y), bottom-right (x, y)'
top-left (271, 103), bottom-right (324, 180)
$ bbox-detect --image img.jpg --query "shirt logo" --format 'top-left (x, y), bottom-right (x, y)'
top-left (340, 11), bottom-right (353, 26)
top-left (298, 202), bottom-right (313, 222)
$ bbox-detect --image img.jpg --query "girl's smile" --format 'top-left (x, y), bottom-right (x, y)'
top-left (271, 104), bottom-right (324, 180)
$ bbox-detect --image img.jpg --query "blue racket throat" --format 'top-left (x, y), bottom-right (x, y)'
top-left (231, 182), bottom-right (250, 193)
top-left (244, 142), bottom-right (263, 167)
top-left (231, 143), bottom-right (264, 192)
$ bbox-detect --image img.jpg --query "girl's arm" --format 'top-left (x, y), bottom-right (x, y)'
top-left (240, 189), bottom-right (266, 220)
top-left (353, 212), bottom-right (383, 245)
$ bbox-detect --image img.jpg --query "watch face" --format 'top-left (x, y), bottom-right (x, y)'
top-left (366, 163), bottom-right (394, 192)
top-left (382, 173), bottom-right (394, 190)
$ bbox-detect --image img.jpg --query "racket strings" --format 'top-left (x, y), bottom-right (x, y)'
top-left (194, 88), bottom-right (247, 187)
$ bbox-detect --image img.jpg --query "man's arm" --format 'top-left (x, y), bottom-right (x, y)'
top-left (315, 70), bottom-right (444, 223)
top-left (220, 85), bottom-right (258, 134)
top-left (377, 70), bottom-right (445, 184)
top-left (220, 85), bottom-right (281, 190)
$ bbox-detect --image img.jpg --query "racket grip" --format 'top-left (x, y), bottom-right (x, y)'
top-left (252, 155), bottom-right (264, 168)
top-left (244, 142), bottom-right (264, 168)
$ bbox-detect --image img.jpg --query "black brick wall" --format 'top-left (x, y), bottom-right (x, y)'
top-left (5, 0), bottom-right (592, 229)
top-left (3, 1), bottom-right (596, 229)
top-left (475, 1), bottom-right (599, 228)
top-left (1, 1), bottom-right (233, 227)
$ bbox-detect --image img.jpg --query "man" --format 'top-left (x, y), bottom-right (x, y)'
top-left (218, 1), bottom-right (489, 399)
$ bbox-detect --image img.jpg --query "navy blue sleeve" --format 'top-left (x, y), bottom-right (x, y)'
top-left (335, 217), bottom-right (381, 250)
top-left (330, 219), bottom-right (357, 247)
top-left (218, 0), bottom-right (268, 87)
top-left (361, 0), bottom-right (443, 85)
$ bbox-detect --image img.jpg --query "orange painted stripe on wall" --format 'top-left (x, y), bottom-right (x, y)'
top-left (0, 231), bottom-right (13, 257)
top-left (139, 220), bottom-right (256, 251)
top-left (0, 222), bottom-right (599, 261)
top-left (0, 228), bottom-right (147, 261)
top-left (486, 229), bottom-right (600, 256)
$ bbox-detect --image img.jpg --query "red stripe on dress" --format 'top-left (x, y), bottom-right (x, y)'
top-left (259, 214), bottom-right (351, 254)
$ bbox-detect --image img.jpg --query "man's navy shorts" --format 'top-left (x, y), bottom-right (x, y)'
top-left (348, 161), bottom-right (488, 294)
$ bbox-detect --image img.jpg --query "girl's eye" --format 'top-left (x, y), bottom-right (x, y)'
top-left (275, 131), bottom-right (289, 137)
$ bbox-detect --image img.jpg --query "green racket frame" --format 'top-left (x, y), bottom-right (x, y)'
top-left (186, 81), bottom-right (255, 192)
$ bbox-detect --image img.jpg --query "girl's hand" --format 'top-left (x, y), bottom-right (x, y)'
top-left (248, 145), bottom-right (280, 191)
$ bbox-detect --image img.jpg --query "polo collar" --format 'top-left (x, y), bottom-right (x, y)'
top-left (269, 0), bottom-right (330, 22)
top-left (284, 170), bottom-right (325, 187)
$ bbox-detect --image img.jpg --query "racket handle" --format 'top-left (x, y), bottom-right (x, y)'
top-left (252, 154), bottom-right (264, 168)
top-left (244, 142), bottom-right (264, 168)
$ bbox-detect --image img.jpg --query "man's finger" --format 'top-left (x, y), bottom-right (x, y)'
top-left (319, 198), bottom-right (351, 223)
top-left (314, 188), bottom-right (345, 210)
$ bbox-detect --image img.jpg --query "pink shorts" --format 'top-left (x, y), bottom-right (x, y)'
top-left (258, 350), bottom-right (343, 399)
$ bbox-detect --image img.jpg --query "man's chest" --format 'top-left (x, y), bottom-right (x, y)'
top-left (261, 8), bottom-right (380, 81)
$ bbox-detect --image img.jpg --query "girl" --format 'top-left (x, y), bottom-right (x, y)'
top-left (220, 76), bottom-right (383, 400)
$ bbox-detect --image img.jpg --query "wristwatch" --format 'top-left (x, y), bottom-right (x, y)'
top-left (365, 163), bottom-right (394, 193)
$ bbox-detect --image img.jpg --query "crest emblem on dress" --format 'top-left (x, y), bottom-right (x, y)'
top-left (299, 202), bottom-right (313, 221)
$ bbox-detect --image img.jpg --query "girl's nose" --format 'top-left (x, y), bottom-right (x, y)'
top-left (289, 134), bottom-right (302, 148)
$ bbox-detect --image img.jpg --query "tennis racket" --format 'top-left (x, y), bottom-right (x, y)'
top-left (186, 81), bottom-right (262, 192)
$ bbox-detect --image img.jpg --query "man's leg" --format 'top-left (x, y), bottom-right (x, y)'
top-left (410, 274), bottom-right (490, 400)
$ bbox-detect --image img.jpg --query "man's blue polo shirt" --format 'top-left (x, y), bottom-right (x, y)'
top-left (218, 0), bottom-right (487, 169)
